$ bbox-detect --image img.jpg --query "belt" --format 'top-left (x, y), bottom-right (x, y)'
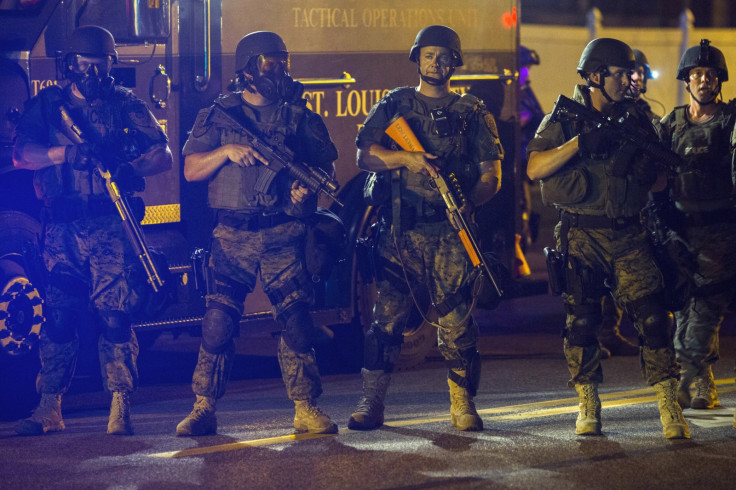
top-left (218, 211), bottom-right (296, 232)
top-left (684, 208), bottom-right (736, 227)
top-left (560, 211), bottom-right (640, 230)
top-left (44, 198), bottom-right (117, 222)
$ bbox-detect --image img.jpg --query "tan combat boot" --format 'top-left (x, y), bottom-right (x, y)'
top-left (654, 378), bottom-right (690, 439)
top-left (176, 395), bottom-right (217, 436)
top-left (15, 394), bottom-right (65, 436)
top-left (294, 399), bottom-right (338, 434)
top-left (574, 383), bottom-right (601, 435)
top-left (691, 367), bottom-right (720, 409)
top-left (107, 392), bottom-right (133, 435)
top-left (448, 371), bottom-right (483, 431)
top-left (348, 368), bottom-right (391, 430)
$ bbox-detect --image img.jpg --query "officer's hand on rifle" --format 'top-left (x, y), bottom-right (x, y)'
top-left (112, 162), bottom-right (146, 193)
top-left (403, 152), bottom-right (439, 177)
top-left (65, 143), bottom-right (97, 170)
top-left (577, 126), bottom-right (612, 157)
top-left (290, 180), bottom-right (311, 204)
top-left (224, 143), bottom-right (270, 168)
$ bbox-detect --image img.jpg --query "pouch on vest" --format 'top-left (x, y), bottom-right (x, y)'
top-left (540, 167), bottom-right (590, 206)
top-left (304, 207), bottom-right (348, 283)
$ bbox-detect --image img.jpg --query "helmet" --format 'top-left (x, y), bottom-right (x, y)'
top-left (65, 25), bottom-right (118, 63)
top-left (632, 49), bottom-right (651, 80)
top-left (676, 39), bottom-right (728, 82)
top-left (577, 38), bottom-right (635, 75)
top-left (520, 46), bottom-right (540, 67)
top-left (235, 31), bottom-right (288, 72)
top-left (409, 25), bottom-right (463, 67)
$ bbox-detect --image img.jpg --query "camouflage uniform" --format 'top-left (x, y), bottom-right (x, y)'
top-left (181, 93), bottom-right (337, 402)
top-left (660, 101), bottom-right (736, 383)
top-left (356, 87), bottom-right (503, 387)
top-left (13, 83), bottom-right (168, 395)
top-left (528, 84), bottom-right (679, 388)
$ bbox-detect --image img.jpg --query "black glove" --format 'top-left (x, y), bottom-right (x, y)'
top-left (577, 127), bottom-right (611, 158)
top-left (111, 162), bottom-right (146, 193)
top-left (65, 143), bottom-right (96, 171)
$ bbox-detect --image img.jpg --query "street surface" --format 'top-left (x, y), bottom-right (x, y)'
top-left (2, 292), bottom-right (736, 489)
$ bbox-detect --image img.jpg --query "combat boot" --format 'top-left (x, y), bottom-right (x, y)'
top-left (15, 394), bottom-right (65, 436)
top-left (447, 371), bottom-right (483, 431)
top-left (654, 378), bottom-right (690, 439)
top-left (294, 399), bottom-right (338, 434)
top-left (348, 368), bottom-right (391, 430)
top-left (107, 392), bottom-right (133, 435)
top-left (176, 395), bottom-right (217, 436)
top-left (677, 373), bottom-right (693, 409)
top-left (691, 367), bottom-right (720, 409)
top-left (574, 383), bottom-right (601, 435)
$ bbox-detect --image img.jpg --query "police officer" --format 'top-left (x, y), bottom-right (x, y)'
top-left (659, 39), bottom-right (736, 412)
top-left (628, 49), bottom-right (660, 123)
top-left (349, 25), bottom-right (503, 432)
top-left (527, 38), bottom-right (689, 439)
top-left (176, 31), bottom-right (339, 436)
top-left (12, 25), bottom-right (173, 436)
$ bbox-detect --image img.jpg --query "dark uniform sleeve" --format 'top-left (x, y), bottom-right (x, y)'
top-left (13, 88), bottom-right (61, 148)
top-left (121, 94), bottom-right (169, 153)
top-left (182, 106), bottom-right (220, 156)
top-left (298, 110), bottom-right (338, 174)
top-left (469, 106), bottom-right (504, 163)
top-left (355, 94), bottom-right (394, 150)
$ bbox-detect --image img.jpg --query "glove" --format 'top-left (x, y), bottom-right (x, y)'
top-left (65, 143), bottom-right (96, 171)
top-left (630, 156), bottom-right (657, 185)
top-left (577, 127), bottom-right (611, 158)
top-left (111, 162), bottom-right (146, 193)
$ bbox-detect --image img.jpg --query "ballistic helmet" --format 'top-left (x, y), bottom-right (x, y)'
top-left (409, 25), bottom-right (463, 67)
top-left (520, 46), bottom-right (540, 67)
top-left (676, 39), bottom-right (728, 82)
top-left (633, 49), bottom-right (651, 80)
top-left (235, 31), bottom-right (288, 72)
top-left (65, 25), bottom-right (117, 63)
top-left (577, 38), bottom-right (635, 75)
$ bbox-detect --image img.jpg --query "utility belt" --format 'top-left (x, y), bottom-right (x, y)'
top-left (386, 202), bottom-right (447, 231)
top-left (217, 210), bottom-right (297, 232)
top-left (43, 197), bottom-right (120, 222)
top-left (558, 210), bottom-right (641, 231)
top-left (683, 208), bottom-right (736, 227)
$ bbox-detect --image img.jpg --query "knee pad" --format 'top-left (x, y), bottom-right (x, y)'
top-left (201, 301), bottom-right (240, 354)
top-left (277, 302), bottom-right (314, 354)
top-left (99, 310), bottom-right (132, 344)
top-left (632, 301), bottom-right (673, 349)
top-left (447, 347), bottom-right (481, 396)
top-left (565, 303), bottom-right (602, 347)
top-left (363, 325), bottom-right (403, 372)
top-left (43, 307), bottom-right (78, 344)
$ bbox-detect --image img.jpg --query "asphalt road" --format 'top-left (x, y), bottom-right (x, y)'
top-left (2, 293), bottom-right (736, 489)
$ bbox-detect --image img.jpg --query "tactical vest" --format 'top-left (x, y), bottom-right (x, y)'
top-left (664, 103), bottom-right (736, 212)
top-left (382, 87), bottom-right (487, 208)
top-left (31, 85), bottom-right (163, 204)
top-left (205, 93), bottom-right (305, 212)
top-left (540, 95), bottom-right (655, 218)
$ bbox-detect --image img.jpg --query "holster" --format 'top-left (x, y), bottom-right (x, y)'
top-left (544, 247), bottom-right (567, 296)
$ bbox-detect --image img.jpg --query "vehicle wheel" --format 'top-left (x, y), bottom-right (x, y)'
top-left (0, 210), bottom-right (44, 420)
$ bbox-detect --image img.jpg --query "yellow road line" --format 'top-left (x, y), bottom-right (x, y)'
top-left (149, 378), bottom-right (736, 458)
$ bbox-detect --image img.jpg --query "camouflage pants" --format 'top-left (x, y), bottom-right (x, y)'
top-left (191, 219), bottom-right (321, 401)
top-left (674, 222), bottom-right (736, 378)
top-left (38, 216), bottom-right (140, 394)
top-left (556, 223), bottom-right (678, 387)
top-left (373, 221), bottom-right (478, 364)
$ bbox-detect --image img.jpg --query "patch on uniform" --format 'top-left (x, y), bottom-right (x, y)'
top-left (123, 100), bottom-right (154, 128)
top-left (484, 113), bottom-right (504, 160)
top-left (191, 107), bottom-right (214, 138)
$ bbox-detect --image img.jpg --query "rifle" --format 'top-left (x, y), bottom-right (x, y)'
top-left (549, 94), bottom-right (681, 170)
top-left (209, 105), bottom-right (343, 207)
top-left (57, 104), bottom-right (165, 293)
top-left (384, 114), bottom-right (503, 297)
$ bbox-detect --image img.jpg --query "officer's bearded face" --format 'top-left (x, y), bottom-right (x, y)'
top-left (419, 46), bottom-right (453, 82)
top-left (602, 65), bottom-right (631, 102)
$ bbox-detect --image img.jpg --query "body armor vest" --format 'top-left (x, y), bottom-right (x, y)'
top-left (663, 103), bottom-right (736, 212)
top-left (205, 93), bottom-right (304, 212)
top-left (382, 87), bottom-right (484, 209)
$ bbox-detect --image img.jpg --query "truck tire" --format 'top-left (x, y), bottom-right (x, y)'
top-left (0, 210), bottom-right (44, 420)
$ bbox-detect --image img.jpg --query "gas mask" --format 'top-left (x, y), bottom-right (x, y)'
top-left (67, 55), bottom-right (115, 101)
top-left (251, 54), bottom-right (304, 102)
